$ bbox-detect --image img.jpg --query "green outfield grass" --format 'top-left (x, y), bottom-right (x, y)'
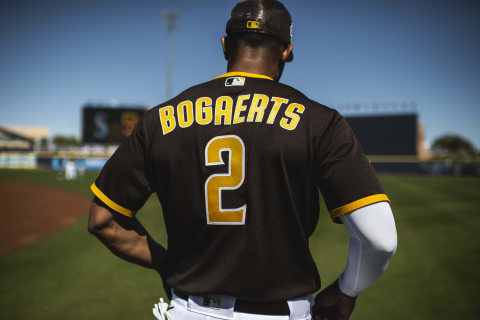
top-left (0, 169), bottom-right (479, 319)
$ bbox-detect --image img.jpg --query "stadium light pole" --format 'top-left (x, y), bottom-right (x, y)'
top-left (163, 11), bottom-right (179, 100)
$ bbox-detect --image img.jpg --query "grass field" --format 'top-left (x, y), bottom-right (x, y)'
top-left (0, 169), bottom-right (479, 319)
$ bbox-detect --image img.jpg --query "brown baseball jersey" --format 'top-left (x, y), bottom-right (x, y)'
top-left (91, 71), bottom-right (390, 302)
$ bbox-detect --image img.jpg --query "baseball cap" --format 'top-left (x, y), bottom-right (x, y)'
top-left (226, 0), bottom-right (294, 62)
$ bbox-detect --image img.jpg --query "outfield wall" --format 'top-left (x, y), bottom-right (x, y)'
top-left (0, 153), bottom-right (37, 169)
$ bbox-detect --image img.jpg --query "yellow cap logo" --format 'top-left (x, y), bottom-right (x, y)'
top-left (246, 21), bottom-right (259, 29)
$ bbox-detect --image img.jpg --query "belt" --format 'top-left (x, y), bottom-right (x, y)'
top-left (173, 289), bottom-right (290, 316)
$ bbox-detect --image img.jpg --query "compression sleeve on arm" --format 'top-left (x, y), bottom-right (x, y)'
top-left (338, 201), bottom-right (397, 297)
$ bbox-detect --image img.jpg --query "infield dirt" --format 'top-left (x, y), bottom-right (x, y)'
top-left (0, 183), bottom-right (90, 254)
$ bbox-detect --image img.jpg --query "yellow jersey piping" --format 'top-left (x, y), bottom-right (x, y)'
top-left (90, 183), bottom-right (135, 218)
top-left (214, 71), bottom-right (273, 81)
top-left (330, 194), bottom-right (390, 220)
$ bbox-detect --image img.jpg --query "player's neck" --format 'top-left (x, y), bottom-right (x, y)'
top-left (227, 58), bottom-right (279, 81)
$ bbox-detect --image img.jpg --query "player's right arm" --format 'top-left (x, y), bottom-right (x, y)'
top-left (88, 199), bottom-right (167, 273)
top-left (87, 114), bottom-right (171, 297)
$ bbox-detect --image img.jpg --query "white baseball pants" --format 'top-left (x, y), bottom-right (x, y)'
top-left (164, 291), bottom-right (313, 320)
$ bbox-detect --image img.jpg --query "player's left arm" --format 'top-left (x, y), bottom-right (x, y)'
top-left (338, 201), bottom-right (397, 297)
top-left (313, 110), bottom-right (397, 319)
top-left (312, 202), bottom-right (397, 320)
top-left (88, 199), bottom-right (167, 273)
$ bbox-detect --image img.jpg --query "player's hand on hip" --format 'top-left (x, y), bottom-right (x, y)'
top-left (312, 280), bottom-right (356, 320)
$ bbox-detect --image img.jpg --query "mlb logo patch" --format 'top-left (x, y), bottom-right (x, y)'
top-left (225, 77), bottom-right (245, 87)
top-left (203, 296), bottom-right (222, 309)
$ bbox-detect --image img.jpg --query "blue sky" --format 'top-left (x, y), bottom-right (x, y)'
top-left (1, 0), bottom-right (479, 148)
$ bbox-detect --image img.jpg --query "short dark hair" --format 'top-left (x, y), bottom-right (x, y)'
top-left (227, 32), bottom-right (287, 63)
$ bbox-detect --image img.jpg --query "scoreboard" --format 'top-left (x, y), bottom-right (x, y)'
top-left (82, 106), bottom-right (146, 144)
top-left (345, 114), bottom-right (417, 155)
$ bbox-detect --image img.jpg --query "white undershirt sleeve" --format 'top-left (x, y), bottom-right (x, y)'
top-left (338, 201), bottom-right (397, 297)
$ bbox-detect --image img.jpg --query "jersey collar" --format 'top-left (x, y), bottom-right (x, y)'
top-left (214, 71), bottom-right (273, 81)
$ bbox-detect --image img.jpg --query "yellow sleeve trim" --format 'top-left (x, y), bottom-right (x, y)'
top-left (214, 71), bottom-right (273, 81)
top-left (90, 183), bottom-right (135, 218)
top-left (330, 194), bottom-right (390, 220)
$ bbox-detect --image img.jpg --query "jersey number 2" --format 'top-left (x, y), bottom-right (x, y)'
top-left (205, 135), bottom-right (246, 225)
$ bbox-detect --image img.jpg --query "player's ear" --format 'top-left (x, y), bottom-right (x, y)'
top-left (281, 44), bottom-right (293, 62)
top-left (221, 35), bottom-right (229, 60)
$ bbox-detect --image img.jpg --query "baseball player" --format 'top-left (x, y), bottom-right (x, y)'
top-left (88, 1), bottom-right (397, 319)
top-left (65, 159), bottom-right (77, 180)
